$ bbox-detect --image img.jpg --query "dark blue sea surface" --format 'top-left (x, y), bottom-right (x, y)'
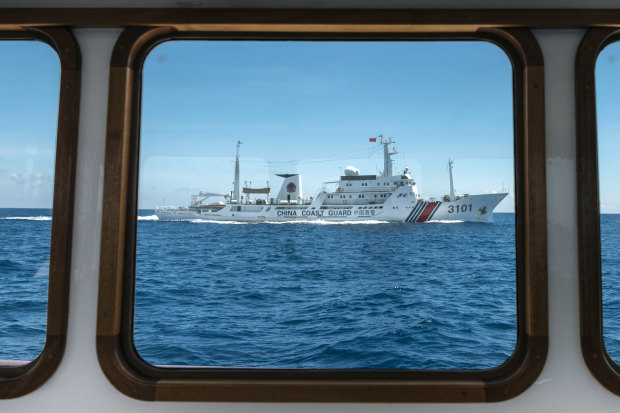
top-left (602, 214), bottom-right (620, 362)
top-left (134, 212), bottom-right (517, 369)
top-left (4, 209), bottom-right (620, 369)
top-left (0, 208), bottom-right (51, 362)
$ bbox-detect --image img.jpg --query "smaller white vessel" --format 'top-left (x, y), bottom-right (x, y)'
top-left (155, 137), bottom-right (507, 223)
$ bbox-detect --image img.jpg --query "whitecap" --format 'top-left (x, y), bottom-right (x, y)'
top-left (138, 215), bottom-right (159, 221)
top-left (189, 219), bottom-right (247, 225)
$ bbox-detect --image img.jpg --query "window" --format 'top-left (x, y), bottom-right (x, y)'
top-left (0, 28), bottom-right (79, 399)
top-left (596, 40), bottom-right (620, 364)
top-left (97, 23), bottom-right (547, 403)
top-left (0, 39), bottom-right (58, 364)
top-left (577, 27), bottom-right (620, 396)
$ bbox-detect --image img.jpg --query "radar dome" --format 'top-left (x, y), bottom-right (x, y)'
top-left (344, 166), bottom-right (360, 176)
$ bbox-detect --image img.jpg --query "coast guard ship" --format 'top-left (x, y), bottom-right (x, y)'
top-left (155, 136), bottom-right (507, 222)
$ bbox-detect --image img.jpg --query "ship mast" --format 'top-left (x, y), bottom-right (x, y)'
top-left (233, 140), bottom-right (242, 203)
top-left (448, 158), bottom-right (455, 200)
top-left (377, 135), bottom-right (397, 178)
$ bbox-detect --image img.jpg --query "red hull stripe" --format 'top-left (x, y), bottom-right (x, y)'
top-left (416, 201), bottom-right (440, 222)
top-left (427, 201), bottom-right (442, 221)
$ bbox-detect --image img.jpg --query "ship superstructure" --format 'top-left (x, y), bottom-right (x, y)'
top-left (155, 136), bottom-right (507, 222)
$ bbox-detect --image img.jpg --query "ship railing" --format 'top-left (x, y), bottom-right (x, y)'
top-left (268, 198), bottom-right (314, 205)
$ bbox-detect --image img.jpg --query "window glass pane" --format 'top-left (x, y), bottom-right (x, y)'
top-left (597, 41), bottom-right (620, 362)
top-left (0, 41), bottom-right (60, 363)
top-left (135, 40), bottom-right (515, 369)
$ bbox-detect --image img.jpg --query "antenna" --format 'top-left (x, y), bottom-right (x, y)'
top-left (448, 159), bottom-right (455, 200)
top-left (233, 140), bottom-right (242, 203)
top-left (372, 135), bottom-right (397, 178)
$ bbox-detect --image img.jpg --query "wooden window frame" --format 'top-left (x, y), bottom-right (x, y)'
top-left (96, 19), bottom-right (547, 403)
top-left (576, 27), bottom-right (620, 397)
top-left (0, 27), bottom-right (80, 399)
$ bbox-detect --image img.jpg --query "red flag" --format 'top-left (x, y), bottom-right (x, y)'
top-left (369, 137), bottom-right (377, 142)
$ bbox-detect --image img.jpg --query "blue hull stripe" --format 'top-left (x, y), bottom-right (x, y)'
top-left (407, 202), bottom-right (422, 222)
top-left (413, 202), bottom-right (428, 222)
top-left (405, 203), bottom-right (421, 223)
top-left (408, 202), bottom-right (427, 223)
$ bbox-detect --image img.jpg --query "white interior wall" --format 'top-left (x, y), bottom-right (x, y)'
top-left (0, 22), bottom-right (618, 413)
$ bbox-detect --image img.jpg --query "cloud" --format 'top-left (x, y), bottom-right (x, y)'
top-left (7, 170), bottom-right (53, 186)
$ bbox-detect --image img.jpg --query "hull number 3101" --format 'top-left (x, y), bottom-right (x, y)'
top-left (448, 204), bottom-right (473, 213)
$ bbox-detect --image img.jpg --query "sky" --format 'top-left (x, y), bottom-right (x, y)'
top-left (0, 39), bottom-right (519, 211)
top-left (596, 42), bottom-right (620, 214)
top-left (0, 41), bottom-right (59, 208)
top-left (138, 40), bottom-right (515, 211)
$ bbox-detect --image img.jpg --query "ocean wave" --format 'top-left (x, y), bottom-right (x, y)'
top-left (1, 216), bottom-right (51, 221)
top-left (425, 219), bottom-right (464, 224)
top-left (138, 215), bottom-right (159, 221)
top-left (0, 259), bottom-right (20, 269)
top-left (189, 219), bottom-right (247, 225)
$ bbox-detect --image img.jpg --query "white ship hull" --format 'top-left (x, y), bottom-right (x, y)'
top-left (156, 192), bottom-right (507, 223)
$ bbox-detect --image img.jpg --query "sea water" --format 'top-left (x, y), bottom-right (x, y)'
top-left (602, 214), bottom-right (620, 362)
top-left (0, 209), bottom-right (542, 369)
top-left (134, 211), bottom-right (517, 370)
top-left (0, 208), bottom-right (51, 362)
